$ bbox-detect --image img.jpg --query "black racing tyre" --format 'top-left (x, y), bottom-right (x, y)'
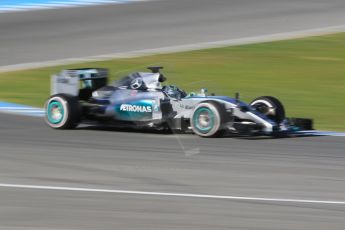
top-left (250, 96), bottom-right (285, 123)
top-left (44, 94), bottom-right (81, 129)
top-left (191, 102), bottom-right (227, 137)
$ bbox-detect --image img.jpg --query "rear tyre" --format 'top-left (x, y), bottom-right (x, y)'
top-left (191, 102), bottom-right (226, 137)
top-left (250, 96), bottom-right (285, 123)
top-left (45, 94), bottom-right (81, 129)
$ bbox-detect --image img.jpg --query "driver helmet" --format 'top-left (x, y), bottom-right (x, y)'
top-left (163, 85), bottom-right (186, 99)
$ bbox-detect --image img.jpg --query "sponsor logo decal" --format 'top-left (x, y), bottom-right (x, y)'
top-left (115, 100), bottom-right (153, 121)
top-left (120, 104), bottom-right (152, 113)
top-left (56, 78), bottom-right (69, 84)
top-left (179, 104), bottom-right (195, 109)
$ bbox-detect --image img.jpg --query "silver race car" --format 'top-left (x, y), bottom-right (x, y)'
top-left (45, 67), bottom-right (312, 137)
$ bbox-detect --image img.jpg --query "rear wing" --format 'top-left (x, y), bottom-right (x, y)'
top-left (51, 68), bottom-right (108, 96)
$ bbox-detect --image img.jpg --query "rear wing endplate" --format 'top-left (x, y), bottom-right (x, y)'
top-left (51, 68), bottom-right (108, 96)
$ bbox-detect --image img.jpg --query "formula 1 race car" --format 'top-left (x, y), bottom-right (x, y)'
top-left (44, 67), bottom-right (312, 137)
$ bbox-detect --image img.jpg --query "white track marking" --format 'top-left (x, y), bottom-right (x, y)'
top-left (0, 24), bottom-right (345, 73)
top-left (0, 183), bottom-right (344, 205)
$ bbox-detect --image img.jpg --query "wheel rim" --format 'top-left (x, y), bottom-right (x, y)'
top-left (47, 101), bottom-right (64, 124)
top-left (193, 107), bottom-right (215, 133)
top-left (255, 103), bottom-right (274, 115)
top-left (252, 102), bottom-right (275, 116)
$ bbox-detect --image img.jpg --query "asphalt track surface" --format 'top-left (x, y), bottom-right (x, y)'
top-left (1, 113), bottom-right (345, 229)
top-left (1, 0), bottom-right (345, 67)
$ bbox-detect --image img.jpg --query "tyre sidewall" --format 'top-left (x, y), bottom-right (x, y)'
top-left (191, 102), bottom-right (222, 137)
top-left (45, 94), bottom-right (79, 129)
top-left (250, 96), bottom-right (285, 123)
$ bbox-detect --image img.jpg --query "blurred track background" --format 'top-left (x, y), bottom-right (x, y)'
top-left (1, 0), bottom-right (345, 67)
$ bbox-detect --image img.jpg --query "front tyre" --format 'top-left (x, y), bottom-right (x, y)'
top-left (191, 102), bottom-right (226, 137)
top-left (44, 94), bottom-right (81, 129)
top-left (250, 96), bottom-right (285, 123)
